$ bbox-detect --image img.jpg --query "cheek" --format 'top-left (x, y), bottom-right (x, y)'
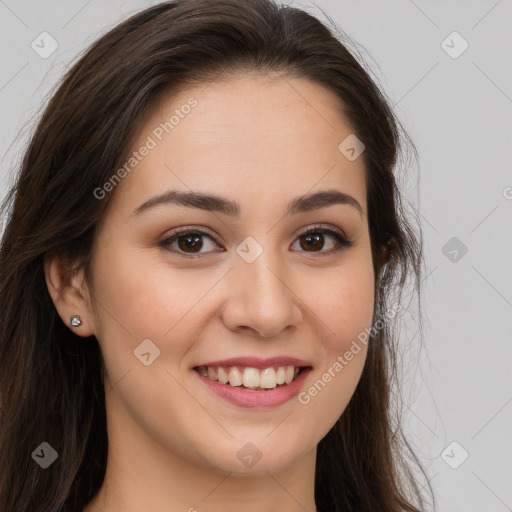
top-left (90, 242), bottom-right (229, 367)
top-left (302, 247), bottom-right (374, 393)
top-left (89, 244), bottom-right (215, 443)
top-left (290, 251), bottom-right (375, 439)
top-left (312, 250), bottom-right (376, 352)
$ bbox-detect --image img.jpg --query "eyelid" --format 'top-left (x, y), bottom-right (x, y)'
top-left (296, 223), bottom-right (348, 240)
top-left (161, 225), bottom-right (218, 240)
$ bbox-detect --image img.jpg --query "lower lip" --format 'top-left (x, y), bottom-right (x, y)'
top-left (194, 368), bottom-right (312, 408)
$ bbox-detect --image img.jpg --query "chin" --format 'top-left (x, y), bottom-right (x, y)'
top-left (197, 436), bottom-right (310, 475)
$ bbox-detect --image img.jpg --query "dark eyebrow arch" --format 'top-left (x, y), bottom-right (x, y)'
top-left (131, 188), bottom-right (363, 218)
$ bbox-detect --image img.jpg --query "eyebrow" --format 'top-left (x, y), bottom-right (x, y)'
top-left (131, 188), bottom-right (363, 218)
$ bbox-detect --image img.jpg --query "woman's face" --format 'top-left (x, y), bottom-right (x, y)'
top-left (84, 74), bottom-right (375, 474)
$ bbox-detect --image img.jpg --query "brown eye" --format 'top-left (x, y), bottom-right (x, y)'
top-left (299, 232), bottom-right (325, 252)
top-left (176, 233), bottom-right (203, 253)
top-left (291, 227), bottom-right (353, 255)
top-left (159, 229), bottom-right (221, 257)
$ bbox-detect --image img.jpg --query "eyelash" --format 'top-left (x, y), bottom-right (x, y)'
top-left (158, 224), bottom-right (354, 259)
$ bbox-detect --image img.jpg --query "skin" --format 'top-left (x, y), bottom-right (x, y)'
top-left (45, 74), bottom-right (375, 512)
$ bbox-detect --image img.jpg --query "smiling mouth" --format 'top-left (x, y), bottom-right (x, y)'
top-left (193, 365), bottom-right (310, 391)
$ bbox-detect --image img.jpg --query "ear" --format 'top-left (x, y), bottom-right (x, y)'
top-left (44, 251), bottom-right (96, 337)
top-left (374, 241), bottom-right (391, 281)
top-left (379, 242), bottom-right (391, 266)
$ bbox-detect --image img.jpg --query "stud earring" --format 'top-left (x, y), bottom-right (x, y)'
top-left (70, 315), bottom-right (82, 327)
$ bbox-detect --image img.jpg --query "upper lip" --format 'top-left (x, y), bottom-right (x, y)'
top-left (194, 356), bottom-right (312, 369)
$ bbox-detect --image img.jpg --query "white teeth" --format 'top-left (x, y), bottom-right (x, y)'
top-left (228, 367), bottom-right (243, 387)
top-left (197, 364), bottom-right (304, 390)
top-left (217, 367), bottom-right (229, 384)
top-left (260, 368), bottom-right (277, 388)
top-left (276, 366), bottom-right (286, 385)
top-left (242, 367), bottom-right (260, 388)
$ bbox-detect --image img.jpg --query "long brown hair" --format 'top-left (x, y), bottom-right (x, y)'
top-left (0, 1), bottom-right (434, 510)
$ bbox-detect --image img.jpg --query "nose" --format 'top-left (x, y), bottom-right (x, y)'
top-left (220, 244), bottom-right (303, 338)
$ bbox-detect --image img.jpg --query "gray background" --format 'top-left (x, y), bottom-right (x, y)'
top-left (1, 1), bottom-right (511, 511)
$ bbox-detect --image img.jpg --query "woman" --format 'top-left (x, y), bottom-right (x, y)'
top-left (0, 0), bottom-right (434, 510)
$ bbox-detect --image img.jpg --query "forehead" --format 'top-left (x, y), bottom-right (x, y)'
top-left (110, 74), bottom-right (367, 218)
